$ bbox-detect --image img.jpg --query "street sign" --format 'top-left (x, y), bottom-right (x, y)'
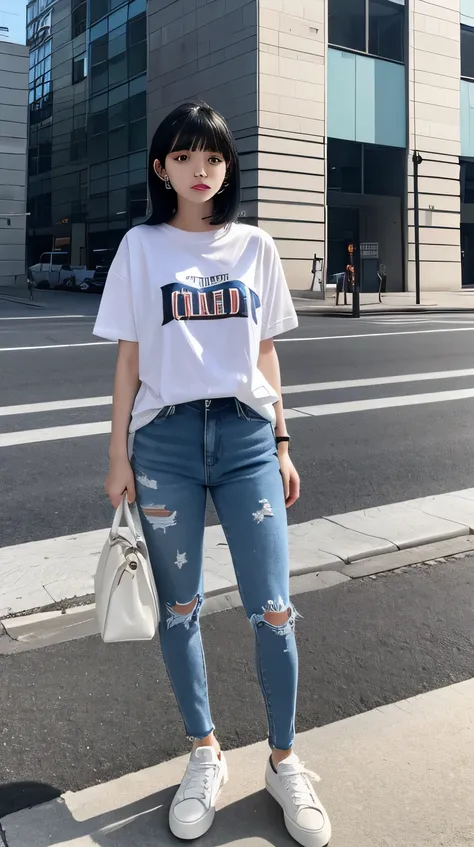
top-left (360, 242), bottom-right (379, 259)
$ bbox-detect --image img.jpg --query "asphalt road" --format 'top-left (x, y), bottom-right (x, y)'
top-left (1, 293), bottom-right (474, 819)
top-left (1, 555), bottom-right (473, 816)
top-left (1, 295), bottom-right (474, 544)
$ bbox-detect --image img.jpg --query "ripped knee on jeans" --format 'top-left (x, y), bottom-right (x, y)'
top-left (165, 594), bottom-right (203, 631)
top-left (250, 597), bottom-right (301, 636)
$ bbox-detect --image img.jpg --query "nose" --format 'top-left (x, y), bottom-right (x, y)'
top-left (194, 161), bottom-right (207, 178)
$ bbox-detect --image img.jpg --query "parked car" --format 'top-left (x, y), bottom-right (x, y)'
top-left (76, 265), bottom-right (109, 294)
top-left (28, 252), bottom-right (92, 290)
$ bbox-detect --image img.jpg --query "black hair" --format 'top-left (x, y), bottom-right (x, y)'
top-left (145, 101), bottom-right (241, 227)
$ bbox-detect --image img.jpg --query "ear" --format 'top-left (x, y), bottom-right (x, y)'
top-left (153, 159), bottom-right (166, 181)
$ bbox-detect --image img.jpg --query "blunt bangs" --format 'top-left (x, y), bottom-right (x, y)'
top-left (145, 101), bottom-right (241, 228)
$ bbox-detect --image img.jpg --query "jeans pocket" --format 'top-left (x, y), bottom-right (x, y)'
top-left (239, 402), bottom-right (268, 423)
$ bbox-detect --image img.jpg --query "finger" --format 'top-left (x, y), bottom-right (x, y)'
top-left (286, 476), bottom-right (300, 509)
top-left (127, 482), bottom-right (136, 504)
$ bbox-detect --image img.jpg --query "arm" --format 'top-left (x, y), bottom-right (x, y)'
top-left (258, 339), bottom-right (300, 508)
top-left (106, 340), bottom-right (140, 507)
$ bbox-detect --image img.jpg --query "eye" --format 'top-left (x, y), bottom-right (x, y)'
top-left (209, 156), bottom-right (224, 165)
top-left (175, 154), bottom-right (189, 162)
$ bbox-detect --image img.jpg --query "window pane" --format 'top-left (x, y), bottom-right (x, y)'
top-left (129, 90), bottom-right (146, 121)
top-left (108, 81), bottom-right (129, 105)
top-left (90, 92), bottom-right (107, 112)
top-left (109, 52), bottom-right (128, 86)
top-left (109, 126), bottom-right (128, 158)
top-left (327, 138), bottom-right (362, 193)
top-left (328, 0), bottom-right (366, 52)
top-left (128, 0), bottom-right (146, 18)
top-left (129, 73), bottom-right (146, 96)
top-left (90, 0), bottom-right (109, 24)
top-left (91, 62), bottom-right (109, 93)
top-left (90, 18), bottom-right (108, 41)
top-left (129, 118), bottom-right (146, 152)
top-left (129, 150), bottom-right (146, 171)
top-left (109, 6), bottom-right (128, 30)
top-left (363, 144), bottom-right (405, 196)
top-left (91, 162), bottom-right (108, 179)
top-left (108, 30), bottom-right (127, 58)
top-left (128, 42), bottom-right (147, 77)
top-left (128, 14), bottom-right (146, 46)
top-left (461, 25), bottom-right (474, 79)
top-left (109, 155), bottom-right (128, 175)
top-left (91, 36), bottom-right (108, 65)
top-left (109, 100), bottom-right (129, 129)
top-left (89, 109), bottom-right (108, 135)
top-left (369, 0), bottom-right (405, 63)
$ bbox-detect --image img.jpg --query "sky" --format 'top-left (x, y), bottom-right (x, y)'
top-left (0, 0), bottom-right (27, 45)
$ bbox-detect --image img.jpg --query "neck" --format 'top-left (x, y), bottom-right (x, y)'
top-left (169, 198), bottom-right (219, 232)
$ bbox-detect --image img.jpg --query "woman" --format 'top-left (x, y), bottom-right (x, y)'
top-left (94, 101), bottom-right (331, 847)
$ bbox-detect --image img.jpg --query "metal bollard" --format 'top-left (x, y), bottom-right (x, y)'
top-left (352, 276), bottom-right (360, 318)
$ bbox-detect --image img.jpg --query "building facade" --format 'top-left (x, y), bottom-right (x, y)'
top-left (0, 41), bottom-right (29, 287)
top-left (25, 0), bottom-right (474, 292)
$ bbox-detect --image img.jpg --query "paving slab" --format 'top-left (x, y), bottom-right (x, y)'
top-left (329, 501), bottom-right (468, 549)
top-left (3, 679), bottom-right (472, 847)
top-left (409, 492), bottom-right (474, 531)
top-left (288, 518), bottom-right (396, 562)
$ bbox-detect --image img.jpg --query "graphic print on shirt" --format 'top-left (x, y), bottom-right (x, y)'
top-left (161, 273), bottom-right (261, 326)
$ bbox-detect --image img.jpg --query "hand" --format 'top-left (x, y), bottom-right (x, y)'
top-left (105, 456), bottom-right (136, 509)
top-left (278, 448), bottom-right (300, 509)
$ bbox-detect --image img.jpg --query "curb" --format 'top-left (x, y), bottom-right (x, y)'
top-left (0, 294), bottom-right (44, 309)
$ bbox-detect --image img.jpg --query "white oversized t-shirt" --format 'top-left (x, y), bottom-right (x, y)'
top-left (93, 221), bottom-right (298, 433)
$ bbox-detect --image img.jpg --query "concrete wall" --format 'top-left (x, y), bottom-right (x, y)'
top-left (0, 42), bottom-right (29, 286)
top-left (407, 0), bottom-right (462, 291)
top-left (257, 0), bottom-right (326, 290)
top-left (147, 0), bottom-right (259, 222)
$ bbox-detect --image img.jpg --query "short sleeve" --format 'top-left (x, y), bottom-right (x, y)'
top-left (93, 233), bottom-right (138, 342)
top-left (260, 233), bottom-right (298, 340)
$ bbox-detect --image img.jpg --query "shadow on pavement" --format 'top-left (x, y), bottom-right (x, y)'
top-left (1, 782), bottom-right (293, 847)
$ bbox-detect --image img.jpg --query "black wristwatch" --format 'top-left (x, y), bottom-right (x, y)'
top-left (275, 436), bottom-right (291, 448)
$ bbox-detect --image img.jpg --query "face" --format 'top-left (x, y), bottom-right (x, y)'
top-left (155, 148), bottom-right (227, 204)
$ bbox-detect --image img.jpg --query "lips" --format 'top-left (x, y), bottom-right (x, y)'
top-left (192, 184), bottom-right (211, 190)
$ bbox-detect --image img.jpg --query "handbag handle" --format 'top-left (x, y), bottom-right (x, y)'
top-left (111, 494), bottom-right (143, 541)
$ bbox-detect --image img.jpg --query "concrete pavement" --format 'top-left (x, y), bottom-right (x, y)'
top-left (292, 289), bottom-right (474, 315)
top-left (3, 677), bottom-right (473, 847)
top-left (1, 487), bottom-right (474, 620)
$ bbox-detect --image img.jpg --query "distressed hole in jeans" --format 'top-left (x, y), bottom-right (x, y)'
top-left (142, 504), bottom-right (177, 533)
top-left (252, 499), bottom-right (274, 523)
top-left (166, 594), bottom-right (203, 631)
top-left (175, 550), bottom-right (188, 569)
top-left (250, 597), bottom-right (301, 637)
top-left (135, 472), bottom-right (158, 490)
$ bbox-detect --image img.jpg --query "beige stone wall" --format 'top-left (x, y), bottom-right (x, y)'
top-left (408, 0), bottom-right (462, 291)
top-left (257, 0), bottom-right (326, 290)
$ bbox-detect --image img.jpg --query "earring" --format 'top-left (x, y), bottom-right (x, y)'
top-left (217, 181), bottom-right (228, 195)
top-left (164, 176), bottom-right (172, 190)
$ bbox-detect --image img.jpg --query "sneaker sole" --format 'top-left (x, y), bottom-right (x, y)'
top-left (265, 777), bottom-right (330, 847)
top-left (169, 756), bottom-right (229, 841)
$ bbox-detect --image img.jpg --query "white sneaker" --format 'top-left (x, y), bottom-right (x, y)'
top-left (265, 753), bottom-right (331, 847)
top-left (169, 746), bottom-right (228, 840)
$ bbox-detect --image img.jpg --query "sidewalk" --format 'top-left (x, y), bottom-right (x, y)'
top-left (2, 487), bottom-right (474, 619)
top-left (2, 677), bottom-right (473, 846)
top-left (292, 289), bottom-right (474, 315)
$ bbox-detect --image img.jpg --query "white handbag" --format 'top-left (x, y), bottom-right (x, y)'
top-left (95, 495), bottom-right (159, 643)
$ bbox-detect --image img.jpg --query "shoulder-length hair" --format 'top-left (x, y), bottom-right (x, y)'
top-left (145, 101), bottom-right (241, 227)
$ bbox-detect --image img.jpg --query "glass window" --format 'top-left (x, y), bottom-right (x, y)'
top-left (129, 90), bottom-right (146, 121)
top-left (109, 170), bottom-right (129, 190)
top-left (109, 52), bottom-right (128, 86)
top-left (73, 55), bottom-right (87, 84)
top-left (461, 160), bottom-right (474, 203)
top-left (90, 18), bottom-right (108, 41)
top-left (108, 81), bottom-right (129, 105)
top-left (109, 6), bottom-right (128, 31)
top-left (129, 150), bottom-right (146, 171)
top-left (363, 144), bottom-right (404, 195)
top-left (108, 29), bottom-right (127, 58)
top-left (109, 100), bottom-right (129, 129)
top-left (128, 0), bottom-right (146, 18)
top-left (129, 118), bottom-right (146, 152)
top-left (89, 195), bottom-right (108, 220)
top-left (91, 62), bottom-right (108, 94)
top-left (91, 36), bottom-right (108, 65)
top-left (89, 109), bottom-right (108, 135)
top-left (109, 126), bottom-right (128, 158)
top-left (369, 0), bottom-right (405, 62)
top-left (109, 188), bottom-right (127, 216)
top-left (91, 162), bottom-right (108, 179)
top-left (89, 134), bottom-right (108, 163)
top-left (90, 0), bottom-right (109, 25)
top-left (109, 156), bottom-right (128, 175)
top-left (90, 177), bottom-right (108, 195)
top-left (72, 2), bottom-right (86, 38)
top-left (461, 25), bottom-right (474, 80)
top-left (128, 14), bottom-right (146, 46)
top-left (129, 74), bottom-right (146, 96)
top-left (328, 0), bottom-right (366, 52)
top-left (128, 42), bottom-right (147, 77)
top-left (90, 92), bottom-right (108, 112)
top-left (327, 138), bottom-right (362, 193)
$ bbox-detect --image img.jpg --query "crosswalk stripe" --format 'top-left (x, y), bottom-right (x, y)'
top-left (0, 396), bottom-right (113, 417)
top-left (3, 387), bottom-right (474, 446)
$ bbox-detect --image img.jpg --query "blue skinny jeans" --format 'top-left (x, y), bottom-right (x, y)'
top-left (131, 398), bottom-right (299, 750)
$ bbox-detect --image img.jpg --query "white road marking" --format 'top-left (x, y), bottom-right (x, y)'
top-left (3, 387), bottom-right (474, 446)
top-left (296, 387), bottom-right (474, 417)
top-left (282, 368), bottom-right (474, 395)
top-left (276, 327), bottom-right (474, 342)
top-left (0, 396), bottom-right (113, 417)
top-left (0, 341), bottom-right (115, 352)
top-left (0, 315), bottom-right (89, 321)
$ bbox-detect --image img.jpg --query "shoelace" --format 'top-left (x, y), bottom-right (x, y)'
top-left (280, 763), bottom-right (321, 809)
top-left (182, 761), bottom-right (219, 801)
